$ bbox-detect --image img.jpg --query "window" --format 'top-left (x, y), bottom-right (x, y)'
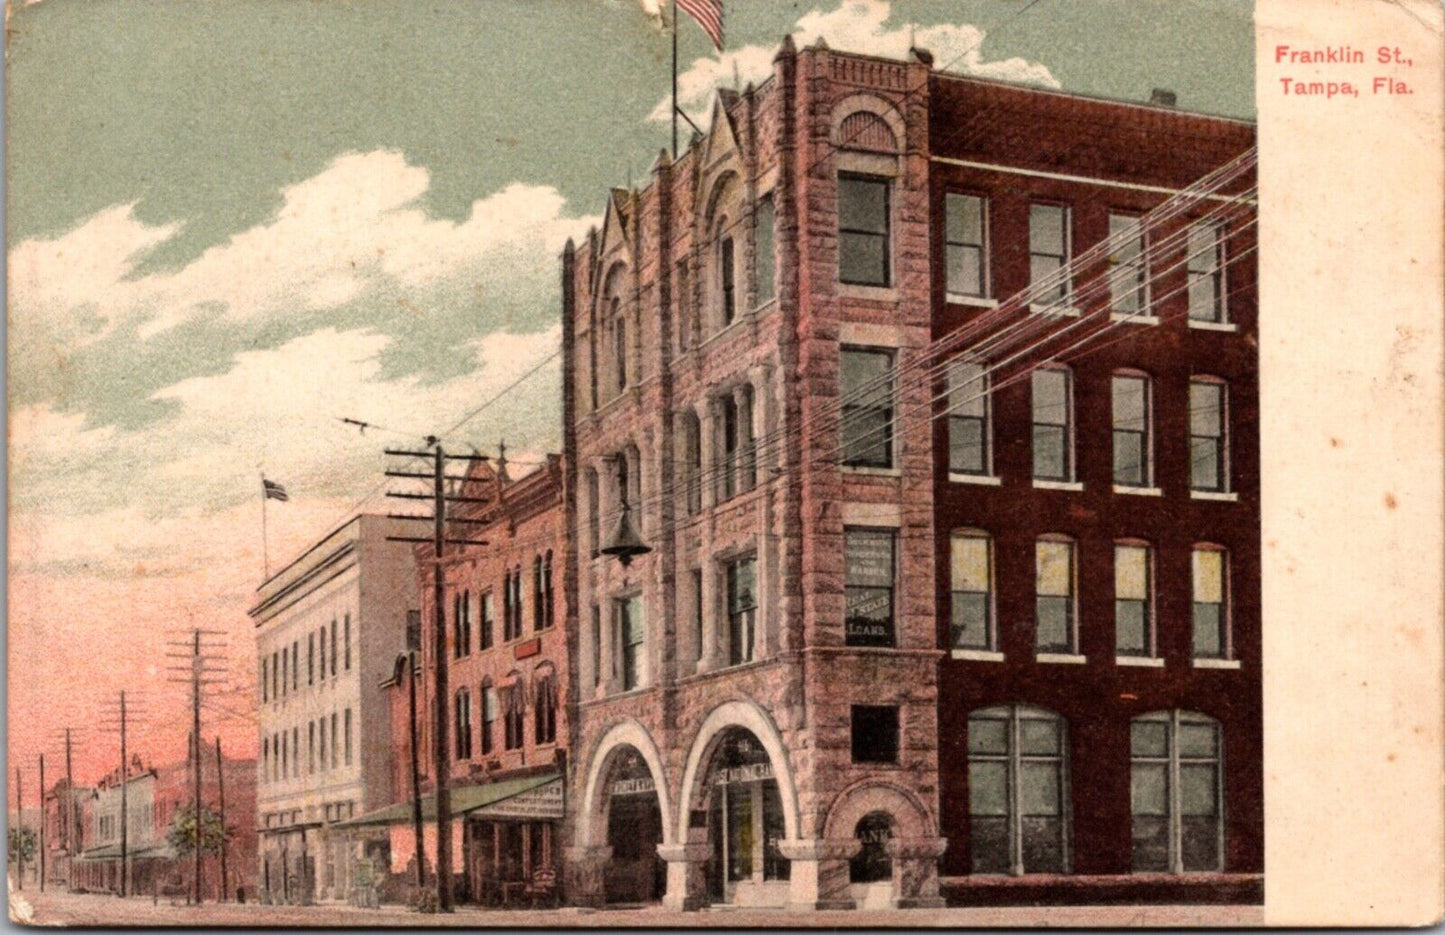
top-left (1032, 368), bottom-right (1073, 481)
top-left (1108, 213), bottom-right (1148, 314)
top-left (682, 412), bottom-right (702, 515)
top-left (453, 592), bottom-right (471, 658)
top-left (691, 569), bottom-right (705, 664)
top-left (612, 294), bottom-right (629, 393)
top-left (1029, 204), bottom-right (1070, 305)
top-left (344, 614), bottom-right (352, 670)
top-left (262, 657), bottom-right (269, 703)
top-left (946, 193), bottom-right (988, 298)
top-left (948, 359), bottom-right (990, 476)
top-left (317, 628), bottom-right (325, 679)
top-left (1187, 222), bottom-right (1227, 323)
top-left (307, 633), bottom-right (315, 685)
top-left (951, 531), bottom-right (994, 650)
top-left (503, 679), bottom-right (525, 751)
top-left (330, 711), bottom-right (338, 766)
top-left (720, 235), bottom-right (736, 325)
top-left (291, 641), bottom-right (298, 692)
top-left (850, 812), bottom-right (895, 884)
top-left (271, 651), bottom-right (279, 699)
top-left (726, 556), bottom-right (757, 666)
top-left (1115, 544), bottom-right (1154, 656)
top-left (1035, 538), bottom-right (1077, 653)
top-left (968, 705), bottom-right (1069, 874)
top-left (330, 619), bottom-right (337, 677)
top-left (1112, 373), bottom-right (1153, 486)
top-left (716, 393), bottom-right (750, 502)
top-left (480, 681), bottom-right (497, 755)
top-left (533, 670), bottom-right (557, 745)
top-left (1192, 547), bottom-right (1230, 659)
top-left (838, 173), bottom-right (890, 286)
top-left (1190, 380), bottom-right (1228, 492)
top-left (587, 470), bottom-right (601, 556)
top-left (344, 708), bottom-right (353, 766)
top-left (616, 595), bottom-right (646, 691)
top-left (590, 605), bottom-right (602, 689)
top-left (1131, 711), bottom-right (1223, 872)
top-left (292, 727), bottom-right (299, 777)
top-left (845, 528), bottom-right (896, 647)
top-left (755, 195), bottom-right (776, 305)
top-left (479, 591), bottom-right (494, 650)
top-left (840, 347), bottom-right (894, 469)
top-left (851, 705), bottom-right (900, 763)
top-left (543, 552), bottom-right (555, 628)
top-left (319, 715), bottom-right (327, 771)
top-left (454, 689), bottom-right (473, 760)
top-left (262, 736), bottom-right (270, 783)
top-left (504, 568), bottom-right (524, 642)
top-left (533, 556), bottom-right (545, 631)
top-left (309, 721), bottom-right (316, 774)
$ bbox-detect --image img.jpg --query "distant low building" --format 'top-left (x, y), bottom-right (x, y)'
top-left (42, 779), bottom-right (91, 890)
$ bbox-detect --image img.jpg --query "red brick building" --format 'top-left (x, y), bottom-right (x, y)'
top-left (365, 455), bottom-right (570, 905)
top-left (559, 38), bottom-right (1257, 911)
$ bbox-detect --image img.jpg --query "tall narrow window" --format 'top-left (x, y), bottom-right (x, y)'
top-left (291, 641), bottom-right (299, 692)
top-left (480, 680), bottom-right (496, 755)
top-left (617, 595), bottom-right (646, 691)
top-left (503, 679), bottom-right (525, 750)
top-left (1190, 380), bottom-right (1228, 492)
top-left (308, 721), bottom-right (316, 775)
top-left (292, 727), bottom-right (299, 777)
top-left (1192, 547), bottom-right (1229, 659)
top-left (845, 528), bottom-right (896, 647)
top-left (717, 395), bottom-right (741, 502)
top-left (533, 671), bottom-right (557, 745)
top-left (344, 614), bottom-right (351, 670)
top-left (1115, 544), bottom-right (1154, 657)
top-left (838, 174), bottom-right (890, 286)
top-left (452, 593), bottom-right (466, 658)
top-left (307, 634), bottom-right (315, 685)
top-left (1035, 538), bottom-right (1077, 654)
top-left (319, 715), bottom-right (327, 771)
top-left (726, 556), bottom-right (758, 666)
top-left (946, 193), bottom-right (987, 298)
top-left (587, 470), bottom-right (601, 556)
top-left (262, 657), bottom-right (269, 703)
top-left (841, 347), bottom-right (894, 469)
top-left (344, 708), bottom-right (353, 766)
top-left (316, 629), bottom-right (325, 681)
top-left (591, 605), bottom-right (602, 688)
top-left (691, 569), bottom-right (705, 665)
top-left (533, 556), bottom-right (545, 631)
top-left (1029, 204), bottom-right (1070, 305)
top-left (331, 711), bottom-right (338, 766)
top-left (612, 295), bottom-right (629, 393)
top-left (720, 236), bottom-right (736, 325)
top-left (543, 551), bottom-right (555, 629)
top-left (479, 591), bottom-right (494, 650)
top-left (948, 360), bottom-right (990, 476)
top-left (968, 706), bottom-right (1070, 874)
top-left (454, 689), bottom-right (473, 760)
top-left (683, 412), bottom-right (702, 515)
top-left (1112, 373), bottom-right (1153, 487)
top-left (1032, 368), bottom-right (1073, 482)
top-left (951, 531), bottom-right (994, 650)
top-left (1187, 222), bottom-right (1227, 323)
top-left (330, 619), bottom-right (337, 677)
top-left (755, 195), bottom-right (776, 305)
top-left (1108, 213), bottom-right (1148, 314)
top-left (1131, 711), bottom-right (1223, 872)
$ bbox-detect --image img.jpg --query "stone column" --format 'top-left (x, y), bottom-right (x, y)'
top-left (751, 363), bottom-right (778, 657)
top-left (732, 384), bottom-right (754, 493)
top-left (657, 842), bottom-right (710, 912)
top-left (697, 398), bottom-right (717, 510)
top-left (562, 845), bottom-right (613, 909)
top-left (886, 837), bottom-right (948, 909)
top-left (778, 838), bottom-right (860, 912)
top-left (696, 398), bottom-right (723, 673)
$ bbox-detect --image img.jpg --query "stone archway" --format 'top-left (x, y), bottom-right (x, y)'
top-left (822, 780), bottom-right (946, 910)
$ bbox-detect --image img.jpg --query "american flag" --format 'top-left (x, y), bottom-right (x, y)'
top-left (262, 478), bottom-right (290, 502)
top-left (676, 0), bottom-right (723, 51)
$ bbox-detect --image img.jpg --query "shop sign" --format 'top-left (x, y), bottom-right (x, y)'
top-left (712, 761), bottom-right (774, 786)
top-left (608, 775), bottom-right (656, 797)
top-left (475, 780), bottom-right (565, 819)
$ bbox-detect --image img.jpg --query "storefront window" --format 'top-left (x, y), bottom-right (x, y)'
top-left (845, 528), bottom-right (896, 647)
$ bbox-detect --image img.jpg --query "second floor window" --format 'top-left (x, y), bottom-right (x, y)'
top-left (533, 672), bottom-right (557, 745)
top-left (503, 682), bottom-right (525, 751)
top-left (1115, 544), bottom-right (1154, 656)
top-left (1032, 368), bottom-right (1074, 482)
top-left (1112, 373), bottom-right (1153, 487)
top-left (948, 360), bottom-right (990, 476)
top-left (838, 174), bottom-right (890, 286)
top-left (945, 193), bottom-right (987, 298)
top-left (533, 556), bottom-right (545, 631)
top-left (480, 682), bottom-right (497, 755)
top-left (727, 556), bottom-right (758, 666)
top-left (1192, 547), bottom-right (1229, 659)
top-left (617, 595), bottom-right (646, 691)
top-left (755, 195), bottom-right (776, 305)
top-left (720, 236), bottom-right (737, 325)
top-left (1187, 222), bottom-right (1227, 323)
top-left (1190, 380), bottom-right (1228, 492)
top-left (1108, 213), bottom-right (1148, 314)
top-left (1036, 538), bottom-right (1077, 654)
top-left (845, 528), bottom-right (896, 648)
top-left (951, 531), bottom-right (994, 651)
top-left (1029, 204), bottom-right (1070, 305)
top-left (454, 688), bottom-right (473, 760)
top-left (452, 591), bottom-right (471, 658)
top-left (479, 591), bottom-right (494, 650)
top-left (841, 347), bottom-right (894, 469)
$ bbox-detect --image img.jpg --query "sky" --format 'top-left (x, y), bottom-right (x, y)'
top-left (5, 0), bottom-right (1254, 804)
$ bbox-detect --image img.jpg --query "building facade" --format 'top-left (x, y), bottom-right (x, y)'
top-left (559, 40), bottom-right (1258, 911)
top-left (42, 779), bottom-right (89, 891)
top-left (250, 514), bottom-right (417, 904)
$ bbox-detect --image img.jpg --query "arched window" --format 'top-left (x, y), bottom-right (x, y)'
top-left (602, 264), bottom-right (629, 399)
top-left (850, 811), bottom-right (894, 883)
top-left (479, 678), bottom-right (497, 755)
top-left (967, 705), bottom-right (1070, 874)
top-left (1131, 711), bottom-right (1223, 872)
top-left (705, 174), bottom-right (743, 333)
top-left (503, 672), bottom-right (526, 750)
top-left (453, 687), bottom-right (473, 761)
top-left (533, 665), bottom-right (557, 745)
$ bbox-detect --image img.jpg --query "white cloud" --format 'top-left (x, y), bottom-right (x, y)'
top-left (652, 0), bottom-right (1060, 122)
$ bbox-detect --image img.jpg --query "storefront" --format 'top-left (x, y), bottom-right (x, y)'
top-left (704, 729), bottom-right (789, 907)
top-left (602, 748), bottom-right (666, 905)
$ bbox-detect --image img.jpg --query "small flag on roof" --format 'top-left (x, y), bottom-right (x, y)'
top-left (262, 478), bottom-right (290, 502)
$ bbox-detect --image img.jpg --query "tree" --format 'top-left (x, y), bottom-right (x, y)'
top-left (166, 805), bottom-right (230, 857)
top-left (8, 827), bottom-right (36, 865)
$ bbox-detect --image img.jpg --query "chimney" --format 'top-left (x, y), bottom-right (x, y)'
top-left (1149, 88), bottom-right (1177, 107)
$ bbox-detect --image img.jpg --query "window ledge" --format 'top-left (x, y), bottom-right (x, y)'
top-left (1109, 312), bottom-right (1160, 325)
top-left (1028, 303), bottom-right (1081, 318)
top-left (1036, 652), bottom-right (1087, 665)
top-left (1188, 320), bottom-right (1238, 333)
top-left (951, 649), bottom-right (1005, 662)
top-left (1191, 490), bottom-right (1239, 502)
top-left (842, 465), bottom-right (902, 478)
top-left (1033, 479), bottom-right (1083, 492)
top-left (949, 472), bottom-right (1003, 486)
top-left (947, 294), bottom-right (998, 309)
top-left (1116, 655), bottom-right (1165, 668)
top-left (1193, 658), bottom-right (1241, 670)
top-left (838, 282), bottom-right (900, 303)
top-left (1114, 485), bottom-right (1163, 497)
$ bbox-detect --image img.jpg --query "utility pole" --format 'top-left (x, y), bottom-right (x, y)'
top-left (163, 627), bottom-right (227, 906)
top-left (384, 440), bottom-right (489, 913)
top-left (38, 754), bottom-right (45, 892)
top-left (214, 737), bottom-right (227, 903)
top-left (407, 647), bottom-right (425, 894)
top-left (119, 692), bottom-right (128, 898)
top-left (16, 766), bottom-right (24, 890)
top-left (64, 729), bottom-right (74, 892)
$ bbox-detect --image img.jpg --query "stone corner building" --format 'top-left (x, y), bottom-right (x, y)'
top-left (558, 39), bottom-right (1259, 911)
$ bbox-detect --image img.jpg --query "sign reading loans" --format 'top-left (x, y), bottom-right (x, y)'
top-left (845, 529), bottom-right (896, 647)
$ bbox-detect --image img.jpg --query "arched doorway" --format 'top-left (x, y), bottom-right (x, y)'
top-left (700, 728), bottom-right (791, 906)
top-left (850, 811), bottom-right (895, 884)
top-left (601, 746), bottom-right (666, 904)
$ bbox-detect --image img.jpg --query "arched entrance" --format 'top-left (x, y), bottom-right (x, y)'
top-left (702, 728), bottom-right (791, 905)
top-left (822, 780), bottom-right (947, 910)
top-left (603, 746), bottom-right (667, 904)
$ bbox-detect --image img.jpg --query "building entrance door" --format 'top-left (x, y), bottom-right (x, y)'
top-left (704, 729), bottom-right (789, 906)
top-left (601, 746), bottom-right (665, 904)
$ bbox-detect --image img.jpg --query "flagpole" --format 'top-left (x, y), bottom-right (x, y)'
top-left (672, 0), bottom-right (679, 159)
top-left (260, 473), bottom-right (270, 580)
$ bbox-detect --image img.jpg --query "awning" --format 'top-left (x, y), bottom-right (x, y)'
top-left (334, 773), bottom-right (562, 829)
top-left (77, 841), bottom-right (177, 861)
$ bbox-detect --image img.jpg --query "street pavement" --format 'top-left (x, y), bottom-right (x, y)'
top-left (10, 885), bottom-right (1265, 928)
